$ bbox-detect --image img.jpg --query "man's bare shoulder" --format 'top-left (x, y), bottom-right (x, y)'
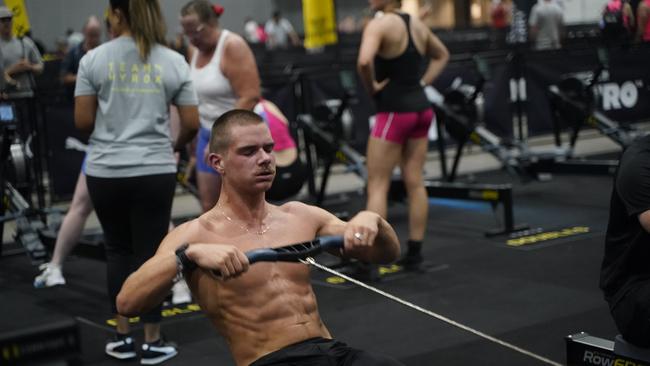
top-left (169, 218), bottom-right (202, 240)
top-left (172, 212), bottom-right (223, 240)
top-left (276, 200), bottom-right (326, 217)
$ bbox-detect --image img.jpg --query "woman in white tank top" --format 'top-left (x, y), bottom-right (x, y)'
top-left (180, 1), bottom-right (261, 212)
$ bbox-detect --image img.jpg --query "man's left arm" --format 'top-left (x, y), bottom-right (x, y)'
top-left (316, 207), bottom-right (400, 264)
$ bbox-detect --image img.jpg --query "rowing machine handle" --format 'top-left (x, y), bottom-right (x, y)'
top-left (211, 236), bottom-right (344, 277)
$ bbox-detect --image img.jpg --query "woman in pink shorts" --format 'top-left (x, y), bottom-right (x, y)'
top-left (357, 0), bottom-right (449, 269)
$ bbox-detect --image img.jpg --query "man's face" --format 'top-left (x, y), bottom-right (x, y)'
top-left (0, 17), bottom-right (12, 36)
top-left (84, 26), bottom-right (102, 49)
top-left (215, 123), bottom-right (276, 193)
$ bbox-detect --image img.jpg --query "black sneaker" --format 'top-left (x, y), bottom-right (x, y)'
top-left (105, 335), bottom-right (136, 360)
top-left (339, 262), bottom-right (380, 282)
top-left (396, 254), bottom-right (424, 271)
top-left (140, 338), bottom-right (178, 365)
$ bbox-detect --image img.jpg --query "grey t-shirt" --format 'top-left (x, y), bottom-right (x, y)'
top-left (0, 36), bottom-right (43, 96)
top-left (75, 36), bottom-right (197, 178)
top-left (529, 1), bottom-right (564, 50)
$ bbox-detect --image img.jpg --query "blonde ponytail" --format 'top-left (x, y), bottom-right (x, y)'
top-left (128, 0), bottom-right (166, 61)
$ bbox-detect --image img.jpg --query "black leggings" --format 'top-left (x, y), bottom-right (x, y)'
top-left (86, 173), bottom-right (176, 324)
top-left (250, 337), bottom-right (404, 366)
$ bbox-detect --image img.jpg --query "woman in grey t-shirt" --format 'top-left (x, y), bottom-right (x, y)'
top-left (74, 0), bottom-right (199, 363)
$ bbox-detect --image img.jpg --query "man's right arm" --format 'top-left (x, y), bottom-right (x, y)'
top-left (117, 223), bottom-right (250, 317)
top-left (117, 225), bottom-right (192, 317)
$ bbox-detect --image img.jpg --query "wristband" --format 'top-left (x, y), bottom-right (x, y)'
top-left (174, 243), bottom-right (197, 282)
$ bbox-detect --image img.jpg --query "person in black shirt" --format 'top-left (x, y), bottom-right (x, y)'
top-left (600, 135), bottom-right (650, 347)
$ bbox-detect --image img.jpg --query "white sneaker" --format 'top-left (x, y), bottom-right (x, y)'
top-left (33, 263), bottom-right (66, 288)
top-left (171, 279), bottom-right (191, 305)
top-left (140, 338), bottom-right (178, 365)
top-left (105, 335), bottom-right (137, 360)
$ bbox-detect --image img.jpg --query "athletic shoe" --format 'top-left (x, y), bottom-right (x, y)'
top-left (105, 335), bottom-right (137, 360)
top-left (33, 263), bottom-right (66, 288)
top-left (396, 254), bottom-right (424, 271)
top-left (171, 279), bottom-right (192, 305)
top-left (141, 338), bottom-right (178, 365)
top-left (339, 262), bottom-right (380, 282)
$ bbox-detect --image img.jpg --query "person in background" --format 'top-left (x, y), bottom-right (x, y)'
top-left (338, 15), bottom-right (358, 34)
top-left (60, 16), bottom-right (103, 100)
top-left (528, 0), bottom-right (564, 50)
top-left (54, 37), bottom-right (68, 59)
top-left (491, 0), bottom-right (510, 30)
top-left (357, 0), bottom-right (449, 274)
top-left (170, 28), bottom-right (189, 61)
top-left (33, 15), bottom-right (103, 289)
top-left (0, 6), bottom-right (43, 96)
top-left (637, 0), bottom-right (650, 41)
top-left (24, 31), bottom-right (45, 56)
top-left (600, 135), bottom-right (650, 349)
top-left (264, 10), bottom-right (301, 49)
top-left (601, 0), bottom-right (635, 45)
top-left (74, 0), bottom-right (199, 363)
top-left (180, 0), bottom-right (261, 212)
top-left (66, 28), bottom-right (84, 50)
top-left (243, 16), bottom-right (266, 44)
top-left (254, 99), bottom-right (308, 202)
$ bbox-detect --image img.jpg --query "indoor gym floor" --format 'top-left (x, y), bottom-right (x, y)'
top-left (0, 155), bottom-right (621, 365)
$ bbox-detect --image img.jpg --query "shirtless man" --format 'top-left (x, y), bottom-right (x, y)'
top-left (117, 109), bottom-right (403, 366)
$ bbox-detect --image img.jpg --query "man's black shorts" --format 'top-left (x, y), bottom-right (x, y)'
top-left (250, 337), bottom-right (404, 366)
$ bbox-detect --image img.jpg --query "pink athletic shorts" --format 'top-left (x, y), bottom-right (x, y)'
top-left (371, 108), bottom-right (434, 144)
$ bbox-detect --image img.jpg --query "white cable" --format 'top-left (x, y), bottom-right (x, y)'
top-left (301, 257), bottom-right (563, 366)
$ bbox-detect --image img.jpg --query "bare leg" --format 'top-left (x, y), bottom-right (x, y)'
top-left (50, 172), bottom-right (94, 265)
top-left (116, 314), bottom-right (130, 335)
top-left (399, 138), bottom-right (429, 241)
top-left (365, 137), bottom-right (402, 218)
top-left (196, 171), bottom-right (221, 212)
top-left (144, 323), bottom-right (161, 343)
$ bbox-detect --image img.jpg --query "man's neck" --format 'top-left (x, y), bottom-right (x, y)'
top-left (216, 190), bottom-right (268, 223)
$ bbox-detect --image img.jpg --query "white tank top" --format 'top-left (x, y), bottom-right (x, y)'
top-left (190, 29), bottom-right (237, 130)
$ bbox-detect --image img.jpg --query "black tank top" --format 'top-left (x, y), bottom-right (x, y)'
top-left (373, 13), bottom-right (430, 113)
